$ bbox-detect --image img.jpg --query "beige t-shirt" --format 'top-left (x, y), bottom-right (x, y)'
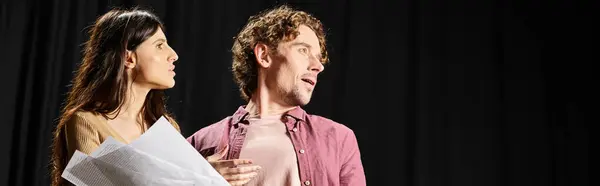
top-left (238, 115), bottom-right (301, 186)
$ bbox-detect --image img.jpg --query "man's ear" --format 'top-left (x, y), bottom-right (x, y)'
top-left (254, 43), bottom-right (271, 68)
top-left (124, 50), bottom-right (136, 69)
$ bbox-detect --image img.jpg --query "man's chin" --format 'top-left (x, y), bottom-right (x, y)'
top-left (285, 91), bottom-right (313, 106)
top-left (286, 97), bottom-right (311, 107)
top-left (297, 97), bottom-right (312, 106)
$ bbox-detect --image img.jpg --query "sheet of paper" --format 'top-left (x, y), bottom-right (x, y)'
top-left (89, 136), bottom-right (125, 158)
top-left (63, 149), bottom-right (198, 186)
top-left (128, 116), bottom-right (227, 183)
top-left (62, 151), bottom-right (113, 186)
top-left (62, 116), bottom-right (229, 186)
top-left (90, 143), bottom-right (198, 185)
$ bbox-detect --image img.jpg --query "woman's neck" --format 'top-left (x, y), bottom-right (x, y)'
top-left (107, 82), bottom-right (150, 122)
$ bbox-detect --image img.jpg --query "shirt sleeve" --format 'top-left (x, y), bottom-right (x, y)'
top-left (340, 129), bottom-right (367, 186)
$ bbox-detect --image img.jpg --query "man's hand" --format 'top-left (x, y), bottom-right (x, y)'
top-left (207, 146), bottom-right (261, 186)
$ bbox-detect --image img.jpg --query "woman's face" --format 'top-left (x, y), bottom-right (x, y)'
top-left (128, 27), bottom-right (179, 89)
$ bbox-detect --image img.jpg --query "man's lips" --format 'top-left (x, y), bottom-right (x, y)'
top-left (301, 78), bottom-right (316, 86)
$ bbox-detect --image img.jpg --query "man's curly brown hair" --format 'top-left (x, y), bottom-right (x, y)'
top-left (231, 5), bottom-right (329, 101)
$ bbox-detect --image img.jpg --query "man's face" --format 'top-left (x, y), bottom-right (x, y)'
top-left (265, 25), bottom-right (325, 106)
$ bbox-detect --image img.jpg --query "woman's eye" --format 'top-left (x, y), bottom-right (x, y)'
top-left (157, 43), bottom-right (164, 49)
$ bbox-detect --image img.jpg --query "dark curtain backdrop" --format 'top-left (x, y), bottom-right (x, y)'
top-left (0, 0), bottom-right (590, 185)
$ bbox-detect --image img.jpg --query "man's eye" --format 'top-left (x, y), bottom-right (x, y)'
top-left (299, 48), bottom-right (308, 54)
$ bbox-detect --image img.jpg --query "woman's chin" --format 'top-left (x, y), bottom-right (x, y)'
top-left (152, 80), bottom-right (175, 90)
top-left (163, 81), bottom-right (175, 89)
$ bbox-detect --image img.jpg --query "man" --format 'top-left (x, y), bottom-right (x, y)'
top-left (187, 5), bottom-right (366, 186)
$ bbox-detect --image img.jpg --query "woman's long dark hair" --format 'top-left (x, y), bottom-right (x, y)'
top-left (51, 8), bottom-right (178, 186)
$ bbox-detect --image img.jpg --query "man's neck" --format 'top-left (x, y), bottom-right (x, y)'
top-left (246, 88), bottom-right (296, 118)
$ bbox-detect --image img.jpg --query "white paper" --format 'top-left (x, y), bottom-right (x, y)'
top-left (62, 116), bottom-right (229, 186)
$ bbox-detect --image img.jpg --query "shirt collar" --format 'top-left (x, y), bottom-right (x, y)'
top-left (230, 105), bottom-right (306, 125)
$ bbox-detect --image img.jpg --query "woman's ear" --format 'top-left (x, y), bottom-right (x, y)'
top-left (254, 43), bottom-right (271, 68)
top-left (124, 50), bottom-right (136, 69)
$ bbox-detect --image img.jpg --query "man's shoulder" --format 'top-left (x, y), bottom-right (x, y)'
top-left (185, 116), bottom-right (233, 156)
top-left (305, 113), bottom-right (354, 135)
top-left (186, 116), bottom-right (233, 151)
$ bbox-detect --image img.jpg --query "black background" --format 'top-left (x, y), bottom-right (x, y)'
top-left (0, 0), bottom-right (590, 185)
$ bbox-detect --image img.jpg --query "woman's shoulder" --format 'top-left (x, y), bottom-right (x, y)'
top-left (66, 110), bottom-right (105, 127)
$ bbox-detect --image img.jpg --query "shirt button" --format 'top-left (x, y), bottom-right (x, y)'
top-left (292, 128), bottom-right (298, 132)
top-left (304, 180), bottom-right (311, 185)
top-left (299, 149), bottom-right (305, 154)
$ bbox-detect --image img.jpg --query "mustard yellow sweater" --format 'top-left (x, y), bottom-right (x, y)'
top-left (64, 111), bottom-right (180, 158)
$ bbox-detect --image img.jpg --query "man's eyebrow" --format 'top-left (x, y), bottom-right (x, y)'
top-left (289, 42), bottom-right (312, 48)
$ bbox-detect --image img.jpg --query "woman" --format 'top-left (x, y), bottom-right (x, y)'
top-left (51, 8), bottom-right (180, 185)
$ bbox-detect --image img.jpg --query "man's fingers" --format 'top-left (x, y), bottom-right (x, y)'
top-left (228, 178), bottom-right (252, 186)
top-left (207, 146), bottom-right (229, 162)
top-left (224, 172), bottom-right (258, 181)
top-left (215, 159), bottom-right (253, 167)
top-left (223, 165), bottom-right (261, 174)
top-left (231, 159), bottom-right (253, 166)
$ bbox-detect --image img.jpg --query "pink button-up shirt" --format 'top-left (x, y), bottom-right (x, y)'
top-left (187, 106), bottom-right (366, 186)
